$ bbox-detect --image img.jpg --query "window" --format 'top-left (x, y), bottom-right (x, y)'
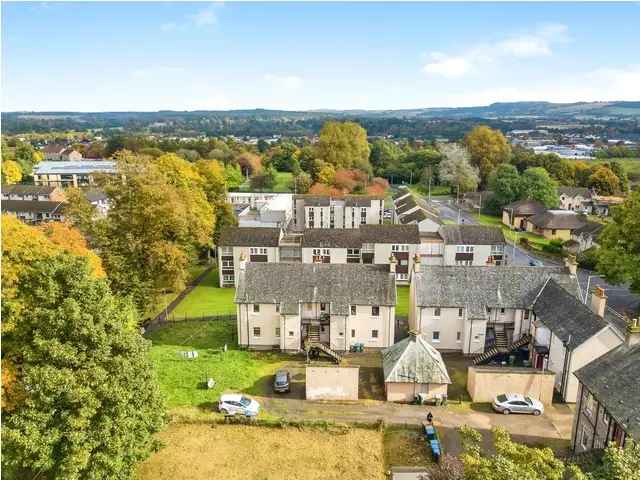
top-left (500, 308), bottom-right (505, 315)
top-left (320, 303), bottom-right (327, 312)
top-left (275, 304), bottom-right (280, 313)
top-left (456, 331), bottom-right (461, 342)
top-left (350, 305), bottom-right (356, 315)
top-left (221, 246), bottom-right (233, 255)
top-left (339, 331), bottom-right (344, 336)
top-left (253, 327), bottom-right (261, 337)
top-left (396, 273), bottom-right (408, 281)
top-left (434, 307), bottom-right (441, 317)
top-left (371, 329), bottom-right (379, 339)
top-left (289, 331), bottom-right (294, 337)
top-left (432, 331), bottom-right (440, 342)
top-left (524, 310), bottom-right (530, 320)
top-left (253, 304), bottom-right (260, 313)
top-left (372, 306), bottom-right (380, 316)
top-left (392, 244), bottom-right (409, 252)
top-left (223, 274), bottom-right (234, 283)
top-left (458, 308), bottom-right (463, 317)
top-left (347, 248), bottom-right (360, 255)
top-left (250, 247), bottom-right (267, 255)
top-left (487, 307), bottom-right (492, 313)
top-left (552, 229), bottom-right (557, 235)
top-left (222, 260), bottom-right (234, 267)
top-left (351, 329), bottom-right (356, 338)
top-left (322, 248), bottom-right (330, 255)
top-left (275, 327), bottom-right (281, 337)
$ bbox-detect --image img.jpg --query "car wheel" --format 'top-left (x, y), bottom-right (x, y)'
top-left (220, 408), bottom-right (229, 415)
top-left (502, 409), bottom-right (511, 415)
top-left (533, 410), bottom-right (541, 416)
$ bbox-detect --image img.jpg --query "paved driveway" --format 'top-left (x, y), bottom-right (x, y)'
top-left (256, 394), bottom-right (575, 454)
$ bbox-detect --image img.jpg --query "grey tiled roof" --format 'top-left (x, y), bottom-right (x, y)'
top-left (236, 262), bottom-right (397, 307)
top-left (573, 221), bottom-right (604, 237)
top-left (393, 189), bottom-right (411, 200)
top-left (2, 184), bottom-right (57, 196)
top-left (399, 209), bottom-right (428, 224)
top-left (503, 199), bottom-right (546, 216)
top-left (382, 334), bottom-right (451, 385)
top-left (359, 224), bottom-right (420, 244)
top-left (1, 199), bottom-right (66, 215)
top-left (558, 187), bottom-right (592, 198)
top-left (413, 265), bottom-right (577, 319)
top-left (294, 195), bottom-right (331, 206)
top-left (574, 343), bottom-right (640, 439)
top-left (301, 229), bottom-right (362, 248)
top-left (218, 227), bottom-right (281, 247)
top-left (396, 199), bottom-right (419, 215)
top-left (344, 195), bottom-right (382, 207)
top-left (533, 279), bottom-right (609, 349)
top-left (528, 211), bottom-right (587, 230)
top-left (438, 225), bottom-right (505, 245)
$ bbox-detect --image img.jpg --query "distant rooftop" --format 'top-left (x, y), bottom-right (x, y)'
top-left (34, 161), bottom-right (116, 175)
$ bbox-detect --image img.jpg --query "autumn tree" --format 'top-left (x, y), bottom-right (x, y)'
top-left (366, 177), bottom-right (390, 196)
top-left (2, 160), bottom-right (22, 184)
top-left (236, 151), bottom-right (262, 176)
top-left (66, 151), bottom-right (214, 313)
top-left (1, 254), bottom-right (165, 480)
top-left (250, 165), bottom-right (277, 190)
top-left (597, 189), bottom-right (640, 293)
top-left (317, 121), bottom-right (371, 173)
top-left (439, 144), bottom-right (480, 200)
top-left (519, 167), bottom-right (559, 208)
top-left (291, 172), bottom-right (312, 194)
top-left (589, 165), bottom-right (621, 195)
top-left (464, 125), bottom-right (511, 185)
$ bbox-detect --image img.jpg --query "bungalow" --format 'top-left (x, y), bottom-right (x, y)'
top-left (571, 320), bottom-right (639, 453)
top-left (235, 261), bottom-right (397, 352)
top-left (382, 331), bottom-right (451, 402)
top-left (502, 199), bottom-right (546, 230)
top-left (558, 187), bottom-right (592, 212)
top-left (525, 210), bottom-right (587, 240)
top-left (438, 225), bottom-right (506, 266)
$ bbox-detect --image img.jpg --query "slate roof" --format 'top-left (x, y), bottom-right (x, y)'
top-left (236, 263), bottom-right (397, 307)
top-left (218, 227), bottom-right (281, 247)
top-left (42, 143), bottom-right (66, 154)
top-left (574, 343), bottom-right (640, 440)
top-left (573, 221), bottom-right (604, 238)
top-left (503, 199), bottom-right (546, 216)
top-left (395, 195), bottom-right (417, 209)
top-left (413, 265), bottom-right (577, 319)
top-left (2, 184), bottom-right (57, 196)
top-left (344, 195), bottom-right (382, 207)
top-left (399, 208), bottom-right (442, 226)
top-left (301, 229), bottom-right (362, 248)
top-left (393, 189), bottom-right (411, 201)
top-left (438, 225), bottom-right (505, 245)
top-left (558, 187), bottom-right (591, 198)
top-left (396, 199), bottom-right (419, 215)
top-left (359, 224), bottom-right (421, 244)
top-left (528, 211), bottom-right (587, 230)
top-left (533, 279), bottom-right (609, 349)
top-left (1, 199), bottom-right (66, 215)
top-left (294, 195), bottom-right (330, 206)
top-left (382, 333), bottom-right (451, 385)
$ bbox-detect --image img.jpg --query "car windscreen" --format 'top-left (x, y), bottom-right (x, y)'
top-left (239, 396), bottom-right (252, 407)
top-left (496, 394), bottom-right (508, 403)
top-left (525, 397), bottom-right (533, 405)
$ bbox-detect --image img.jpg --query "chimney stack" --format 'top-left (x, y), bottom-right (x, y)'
top-left (389, 255), bottom-right (397, 274)
top-left (239, 252), bottom-right (248, 271)
top-left (626, 318), bottom-right (640, 347)
top-left (565, 254), bottom-right (578, 276)
top-left (590, 286), bottom-right (607, 318)
top-left (413, 254), bottom-right (421, 274)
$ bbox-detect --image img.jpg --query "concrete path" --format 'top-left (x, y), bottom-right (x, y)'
top-left (255, 395), bottom-right (575, 454)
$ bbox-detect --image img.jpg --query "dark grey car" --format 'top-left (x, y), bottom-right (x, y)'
top-left (273, 370), bottom-right (291, 393)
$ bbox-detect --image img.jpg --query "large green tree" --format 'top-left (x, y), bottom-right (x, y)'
top-left (439, 144), bottom-right (480, 199)
top-left (597, 189), bottom-right (640, 293)
top-left (519, 167), bottom-right (559, 208)
top-left (464, 125), bottom-right (511, 185)
top-left (369, 138), bottom-right (402, 177)
top-left (317, 121), bottom-right (371, 173)
top-left (2, 254), bottom-right (165, 480)
top-left (488, 164), bottom-right (522, 209)
top-left (589, 165), bottom-right (621, 195)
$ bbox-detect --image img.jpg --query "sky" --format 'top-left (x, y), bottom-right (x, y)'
top-left (2, 2), bottom-right (639, 112)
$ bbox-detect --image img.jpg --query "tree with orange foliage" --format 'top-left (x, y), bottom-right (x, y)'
top-left (367, 177), bottom-right (390, 196)
top-left (308, 183), bottom-right (344, 197)
top-left (333, 168), bottom-right (358, 192)
top-left (235, 151), bottom-right (262, 176)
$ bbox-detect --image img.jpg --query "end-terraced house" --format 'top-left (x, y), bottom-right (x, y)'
top-left (409, 258), bottom-right (625, 402)
top-left (438, 224), bottom-right (506, 266)
top-left (571, 321), bottom-right (640, 453)
top-left (235, 262), bottom-right (397, 352)
top-left (292, 194), bottom-right (384, 230)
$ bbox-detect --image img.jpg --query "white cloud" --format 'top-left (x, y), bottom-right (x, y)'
top-left (188, 4), bottom-right (218, 27)
top-left (264, 73), bottom-right (303, 90)
top-left (423, 23), bottom-right (570, 78)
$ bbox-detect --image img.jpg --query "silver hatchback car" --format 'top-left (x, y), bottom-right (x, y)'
top-left (492, 393), bottom-right (544, 416)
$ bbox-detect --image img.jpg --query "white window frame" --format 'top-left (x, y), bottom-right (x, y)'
top-left (253, 327), bottom-right (261, 337)
top-left (371, 306), bottom-right (380, 317)
top-left (275, 327), bottom-right (281, 337)
top-left (253, 304), bottom-right (260, 313)
top-left (432, 331), bottom-right (440, 342)
top-left (434, 307), bottom-right (441, 317)
top-left (371, 329), bottom-right (379, 339)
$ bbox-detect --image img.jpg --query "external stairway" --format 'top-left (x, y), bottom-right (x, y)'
top-left (304, 326), bottom-right (342, 364)
top-left (473, 333), bottom-right (532, 365)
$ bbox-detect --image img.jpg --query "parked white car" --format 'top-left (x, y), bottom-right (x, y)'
top-left (492, 393), bottom-right (544, 416)
top-left (218, 394), bottom-right (260, 417)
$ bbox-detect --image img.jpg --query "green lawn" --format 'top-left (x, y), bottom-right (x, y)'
top-left (145, 264), bottom-right (210, 319)
top-left (147, 320), bottom-right (286, 408)
top-left (473, 213), bottom-right (551, 251)
top-left (170, 267), bottom-right (236, 319)
top-left (238, 170), bottom-right (293, 193)
top-left (410, 184), bottom-right (451, 197)
top-left (396, 285), bottom-right (409, 317)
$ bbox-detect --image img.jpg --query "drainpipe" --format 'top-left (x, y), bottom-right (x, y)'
top-left (468, 318), bottom-right (473, 354)
top-left (246, 303), bottom-right (250, 349)
top-left (560, 341), bottom-right (572, 401)
top-left (592, 401), bottom-right (601, 450)
top-left (572, 385), bottom-right (584, 452)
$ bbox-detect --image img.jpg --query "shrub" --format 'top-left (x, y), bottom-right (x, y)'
top-left (577, 247), bottom-right (600, 271)
top-left (519, 237), bottom-right (530, 247)
top-left (542, 239), bottom-right (563, 254)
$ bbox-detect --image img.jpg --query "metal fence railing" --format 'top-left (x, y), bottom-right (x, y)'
top-left (143, 313), bottom-right (236, 334)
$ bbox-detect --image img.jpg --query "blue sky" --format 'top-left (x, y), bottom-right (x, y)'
top-left (2, 2), bottom-right (639, 111)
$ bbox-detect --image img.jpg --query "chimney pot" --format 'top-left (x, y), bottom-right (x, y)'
top-left (389, 255), bottom-right (397, 274)
top-left (566, 254), bottom-right (578, 276)
top-left (626, 317), bottom-right (640, 347)
top-left (239, 252), bottom-right (248, 271)
top-left (590, 286), bottom-right (607, 318)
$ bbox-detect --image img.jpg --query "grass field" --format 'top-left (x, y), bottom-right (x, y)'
top-left (473, 213), bottom-right (551, 250)
top-left (137, 423), bottom-right (431, 480)
top-left (145, 264), bottom-right (210, 319)
top-left (396, 285), bottom-right (409, 317)
top-left (238, 170), bottom-right (294, 192)
top-left (147, 320), bottom-right (286, 407)
top-left (170, 267), bottom-right (236, 319)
